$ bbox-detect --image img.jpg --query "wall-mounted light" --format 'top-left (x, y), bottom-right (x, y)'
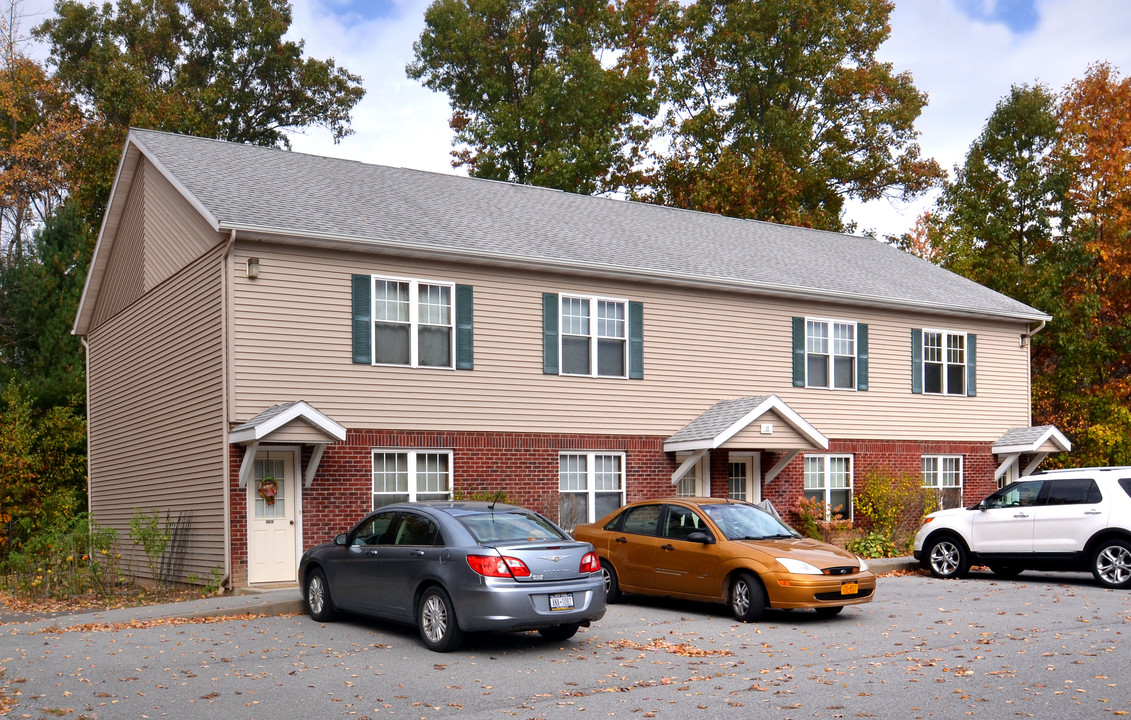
top-left (1019, 334), bottom-right (1028, 348)
top-left (246, 257), bottom-right (260, 279)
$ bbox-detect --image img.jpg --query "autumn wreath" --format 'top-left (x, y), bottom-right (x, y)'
top-left (258, 477), bottom-right (279, 505)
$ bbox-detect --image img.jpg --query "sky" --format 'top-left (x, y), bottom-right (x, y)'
top-left (14, 0), bottom-right (1131, 239)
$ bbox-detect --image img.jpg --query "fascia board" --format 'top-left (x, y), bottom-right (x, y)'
top-left (992, 427), bottom-right (1072, 454)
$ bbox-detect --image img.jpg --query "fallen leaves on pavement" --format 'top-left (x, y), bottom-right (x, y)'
top-left (606, 637), bottom-right (734, 657)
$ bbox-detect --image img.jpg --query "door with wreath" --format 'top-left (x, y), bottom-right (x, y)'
top-left (247, 449), bottom-right (298, 584)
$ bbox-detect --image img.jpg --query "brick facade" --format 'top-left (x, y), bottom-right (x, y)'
top-left (228, 429), bottom-right (999, 585)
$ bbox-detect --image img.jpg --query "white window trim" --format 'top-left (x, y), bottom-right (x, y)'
top-left (370, 274), bottom-right (456, 369)
top-left (559, 293), bottom-right (630, 379)
top-left (803, 454), bottom-right (854, 520)
top-left (804, 317), bottom-right (858, 391)
top-left (921, 328), bottom-right (967, 396)
top-left (559, 451), bottom-right (627, 523)
top-left (674, 452), bottom-right (710, 497)
top-left (371, 449), bottom-right (454, 508)
top-left (922, 455), bottom-right (964, 489)
top-left (728, 452), bottom-right (761, 503)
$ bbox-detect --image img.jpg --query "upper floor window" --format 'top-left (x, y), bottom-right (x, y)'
top-left (792, 317), bottom-right (868, 390)
top-left (911, 328), bottom-right (976, 396)
top-left (352, 275), bottom-right (474, 370)
top-left (544, 293), bottom-right (643, 379)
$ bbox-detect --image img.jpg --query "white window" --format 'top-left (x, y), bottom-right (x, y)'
top-left (372, 450), bottom-right (453, 509)
top-left (804, 455), bottom-right (853, 519)
top-left (558, 452), bottom-right (625, 529)
top-left (923, 455), bottom-right (963, 509)
top-left (560, 295), bottom-right (627, 377)
top-left (728, 462), bottom-right (747, 501)
top-left (371, 276), bottom-right (453, 368)
top-left (806, 318), bottom-right (856, 389)
top-left (923, 330), bottom-right (965, 395)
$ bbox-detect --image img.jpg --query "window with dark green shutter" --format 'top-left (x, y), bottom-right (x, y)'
top-left (353, 274), bottom-right (472, 370)
top-left (352, 274), bottom-right (371, 364)
top-left (794, 317), bottom-right (863, 390)
top-left (544, 292), bottom-right (643, 379)
top-left (915, 328), bottom-right (973, 395)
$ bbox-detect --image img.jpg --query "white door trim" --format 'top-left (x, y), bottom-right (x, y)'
top-left (246, 445), bottom-right (302, 584)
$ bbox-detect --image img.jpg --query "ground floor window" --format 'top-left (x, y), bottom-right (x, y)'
top-left (372, 450), bottom-right (452, 509)
top-left (922, 455), bottom-right (963, 509)
top-left (804, 454), bottom-right (853, 519)
top-left (559, 452), bottom-right (625, 530)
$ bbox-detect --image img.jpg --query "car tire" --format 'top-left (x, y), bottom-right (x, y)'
top-left (538, 623), bottom-right (581, 642)
top-left (729, 572), bottom-right (765, 622)
top-left (1091, 539), bottom-right (1131, 589)
top-left (304, 567), bottom-right (336, 622)
top-left (814, 605), bottom-right (844, 618)
top-left (925, 536), bottom-right (970, 579)
top-left (600, 559), bottom-right (622, 603)
top-left (988, 564), bottom-right (1024, 578)
top-left (418, 586), bottom-right (464, 652)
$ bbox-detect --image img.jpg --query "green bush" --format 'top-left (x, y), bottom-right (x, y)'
top-left (852, 468), bottom-right (938, 555)
top-left (846, 531), bottom-right (898, 559)
top-left (2, 512), bottom-right (121, 600)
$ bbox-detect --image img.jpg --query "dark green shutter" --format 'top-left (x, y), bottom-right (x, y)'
top-left (628, 301), bottom-right (644, 380)
top-left (792, 317), bottom-right (805, 387)
top-left (911, 328), bottom-right (922, 394)
top-left (455, 284), bottom-right (474, 370)
top-left (966, 333), bottom-right (977, 396)
top-left (857, 323), bottom-right (869, 391)
top-left (352, 274), bottom-right (371, 364)
top-left (542, 293), bottom-right (559, 374)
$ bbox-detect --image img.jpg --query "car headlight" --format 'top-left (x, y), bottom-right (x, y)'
top-left (776, 557), bottom-right (822, 575)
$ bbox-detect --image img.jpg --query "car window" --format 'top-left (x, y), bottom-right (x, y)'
top-left (701, 502), bottom-right (797, 540)
top-left (1044, 478), bottom-right (1101, 505)
top-left (351, 511), bottom-right (398, 546)
top-left (1120, 478), bottom-right (1131, 499)
top-left (984, 480), bottom-right (1044, 508)
top-left (663, 505), bottom-right (707, 540)
top-left (392, 513), bottom-right (439, 546)
top-left (620, 504), bottom-right (662, 536)
top-left (458, 511), bottom-right (567, 544)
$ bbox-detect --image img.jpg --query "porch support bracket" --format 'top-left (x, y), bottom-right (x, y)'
top-left (237, 441), bottom-right (260, 489)
top-left (765, 449), bottom-right (800, 484)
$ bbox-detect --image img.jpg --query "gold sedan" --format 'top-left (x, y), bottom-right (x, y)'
top-left (572, 497), bottom-right (876, 621)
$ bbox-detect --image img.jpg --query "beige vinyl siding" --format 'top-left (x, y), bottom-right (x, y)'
top-left (231, 244), bottom-right (1033, 443)
top-left (721, 412), bottom-right (812, 449)
top-left (262, 419), bottom-right (339, 444)
top-left (89, 159), bottom-right (220, 330)
top-left (87, 247), bottom-right (226, 583)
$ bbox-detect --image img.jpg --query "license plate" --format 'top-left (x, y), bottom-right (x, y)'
top-left (549, 592), bottom-right (575, 611)
top-left (840, 582), bottom-right (859, 596)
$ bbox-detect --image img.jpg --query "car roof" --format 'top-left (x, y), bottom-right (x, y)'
top-left (375, 500), bottom-right (535, 516)
top-left (1032, 466), bottom-right (1131, 477)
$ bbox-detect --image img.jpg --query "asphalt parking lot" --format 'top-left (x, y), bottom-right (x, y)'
top-left (2, 568), bottom-right (1130, 719)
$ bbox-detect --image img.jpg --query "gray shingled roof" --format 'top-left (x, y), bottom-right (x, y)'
top-left (666, 396), bottom-right (775, 444)
top-left (128, 129), bottom-right (1047, 322)
top-left (230, 401), bottom-right (304, 433)
top-left (993, 426), bottom-right (1069, 450)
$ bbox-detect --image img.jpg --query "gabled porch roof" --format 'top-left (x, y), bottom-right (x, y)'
top-left (230, 401), bottom-right (347, 489)
top-left (992, 425), bottom-right (1072, 481)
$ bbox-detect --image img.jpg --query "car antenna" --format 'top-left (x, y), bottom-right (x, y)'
top-left (489, 491), bottom-right (504, 510)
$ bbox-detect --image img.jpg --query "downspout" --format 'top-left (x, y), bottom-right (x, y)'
top-left (80, 337), bottom-right (91, 514)
top-left (1023, 320), bottom-right (1047, 427)
top-left (220, 229), bottom-right (237, 591)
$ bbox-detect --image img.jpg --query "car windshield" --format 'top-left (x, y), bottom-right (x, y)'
top-left (701, 503), bottom-right (800, 541)
top-left (458, 511), bottom-right (568, 544)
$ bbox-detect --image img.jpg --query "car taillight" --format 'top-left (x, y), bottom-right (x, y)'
top-left (467, 554), bottom-right (531, 578)
top-left (579, 551), bottom-right (600, 574)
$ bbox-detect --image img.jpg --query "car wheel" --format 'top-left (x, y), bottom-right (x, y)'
top-left (729, 572), bottom-right (765, 622)
top-left (1091, 539), bottom-right (1131, 589)
top-left (538, 623), bottom-right (581, 642)
top-left (988, 564), bottom-right (1024, 578)
top-left (418, 586), bottom-right (464, 652)
top-left (925, 536), bottom-right (970, 579)
top-left (304, 567), bottom-right (336, 622)
top-left (600, 559), bottom-right (622, 603)
top-left (814, 605), bottom-right (844, 618)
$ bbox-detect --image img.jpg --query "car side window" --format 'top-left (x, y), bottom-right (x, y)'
top-left (352, 511), bottom-right (398, 546)
top-left (392, 513), bottom-right (439, 546)
top-left (1120, 478), bottom-right (1131, 499)
top-left (1044, 478), bottom-right (1101, 505)
top-left (663, 505), bottom-right (705, 541)
top-left (985, 480), bottom-right (1044, 509)
top-left (621, 504), bottom-right (662, 536)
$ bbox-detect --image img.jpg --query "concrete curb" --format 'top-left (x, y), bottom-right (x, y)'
top-left (867, 556), bottom-right (921, 575)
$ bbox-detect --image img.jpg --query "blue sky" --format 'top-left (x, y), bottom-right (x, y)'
top-left (16, 0), bottom-right (1131, 238)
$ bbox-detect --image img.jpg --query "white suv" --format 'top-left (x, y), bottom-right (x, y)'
top-left (913, 466), bottom-right (1131, 588)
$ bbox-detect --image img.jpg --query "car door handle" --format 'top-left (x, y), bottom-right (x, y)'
top-left (411, 550), bottom-right (425, 556)
top-left (365, 549), bottom-right (379, 556)
top-left (615, 537), bottom-right (627, 544)
top-left (1085, 510), bottom-right (1102, 515)
top-left (661, 544), bottom-right (674, 551)
top-left (1013, 513), bottom-right (1029, 518)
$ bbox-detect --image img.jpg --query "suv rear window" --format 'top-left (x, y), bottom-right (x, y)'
top-left (1120, 478), bottom-right (1131, 499)
top-left (1045, 478), bottom-right (1102, 505)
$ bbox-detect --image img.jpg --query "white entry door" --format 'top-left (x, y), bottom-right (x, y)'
top-left (729, 453), bottom-right (762, 503)
top-left (247, 450), bottom-right (298, 584)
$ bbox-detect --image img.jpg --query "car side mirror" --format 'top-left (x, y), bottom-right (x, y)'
top-left (334, 533), bottom-right (348, 546)
top-left (976, 500), bottom-right (989, 511)
top-left (686, 531), bottom-right (714, 544)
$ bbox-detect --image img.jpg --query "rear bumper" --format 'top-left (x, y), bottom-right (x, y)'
top-left (452, 574), bottom-right (607, 632)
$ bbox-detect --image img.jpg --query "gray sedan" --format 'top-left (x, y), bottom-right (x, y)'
top-left (298, 501), bottom-right (606, 651)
